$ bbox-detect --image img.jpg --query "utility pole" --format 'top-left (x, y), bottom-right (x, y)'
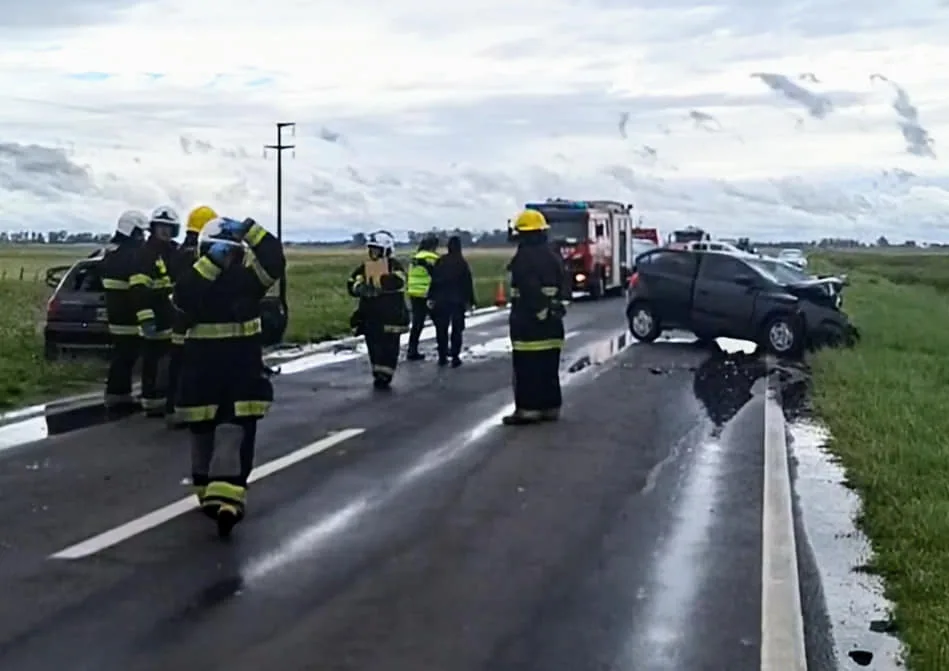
top-left (264, 122), bottom-right (295, 305)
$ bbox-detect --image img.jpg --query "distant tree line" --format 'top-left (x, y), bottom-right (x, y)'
top-left (0, 229), bottom-right (942, 249)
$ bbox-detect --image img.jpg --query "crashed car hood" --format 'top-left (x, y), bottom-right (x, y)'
top-left (786, 276), bottom-right (845, 293)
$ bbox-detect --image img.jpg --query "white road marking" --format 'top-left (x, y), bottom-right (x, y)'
top-left (49, 428), bottom-right (366, 560)
top-left (761, 381), bottom-right (808, 670)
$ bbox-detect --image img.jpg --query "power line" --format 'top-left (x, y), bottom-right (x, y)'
top-left (264, 121), bottom-right (295, 304)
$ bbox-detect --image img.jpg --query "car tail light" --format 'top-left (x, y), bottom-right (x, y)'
top-left (46, 296), bottom-right (60, 318)
top-left (628, 272), bottom-right (639, 288)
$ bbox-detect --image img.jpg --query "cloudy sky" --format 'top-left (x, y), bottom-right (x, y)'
top-left (1, 0), bottom-right (948, 241)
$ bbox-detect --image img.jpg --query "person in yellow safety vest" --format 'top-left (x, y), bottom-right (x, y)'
top-left (165, 205), bottom-right (219, 427)
top-left (172, 216), bottom-right (286, 537)
top-left (100, 210), bottom-right (148, 412)
top-left (405, 234), bottom-right (440, 360)
top-left (346, 230), bottom-right (410, 389)
top-left (129, 205), bottom-right (180, 417)
top-left (502, 209), bottom-right (568, 426)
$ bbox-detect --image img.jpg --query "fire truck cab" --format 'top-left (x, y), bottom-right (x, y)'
top-left (523, 198), bottom-right (635, 299)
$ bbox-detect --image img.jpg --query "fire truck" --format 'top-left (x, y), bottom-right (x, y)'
top-left (522, 198), bottom-right (636, 299)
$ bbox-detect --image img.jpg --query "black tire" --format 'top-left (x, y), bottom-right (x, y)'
top-left (588, 270), bottom-right (604, 300)
top-left (760, 313), bottom-right (802, 357)
top-left (43, 338), bottom-right (59, 362)
top-left (628, 302), bottom-right (661, 342)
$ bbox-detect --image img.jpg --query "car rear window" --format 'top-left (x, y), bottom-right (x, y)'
top-left (642, 250), bottom-right (697, 276)
top-left (62, 262), bottom-right (104, 292)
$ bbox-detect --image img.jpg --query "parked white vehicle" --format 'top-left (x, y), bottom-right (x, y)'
top-left (778, 248), bottom-right (808, 268)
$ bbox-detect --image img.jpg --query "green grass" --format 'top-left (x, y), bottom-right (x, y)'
top-left (0, 244), bottom-right (512, 409)
top-left (810, 251), bottom-right (949, 670)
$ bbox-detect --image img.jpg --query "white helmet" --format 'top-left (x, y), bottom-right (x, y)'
top-left (115, 210), bottom-right (147, 238)
top-left (366, 230), bottom-right (395, 256)
top-left (149, 205), bottom-right (181, 237)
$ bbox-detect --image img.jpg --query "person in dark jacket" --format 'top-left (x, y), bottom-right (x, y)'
top-left (428, 235), bottom-right (476, 367)
top-left (346, 230), bottom-right (409, 389)
top-left (129, 205), bottom-right (180, 417)
top-left (100, 210), bottom-right (147, 411)
top-left (166, 205), bottom-right (218, 426)
top-left (502, 209), bottom-right (567, 425)
top-left (404, 235), bottom-right (440, 360)
top-left (173, 216), bottom-right (286, 537)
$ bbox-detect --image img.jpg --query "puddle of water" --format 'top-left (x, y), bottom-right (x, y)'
top-left (789, 418), bottom-right (905, 669)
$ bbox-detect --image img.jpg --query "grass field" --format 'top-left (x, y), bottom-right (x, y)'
top-left (811, 250), bottom-right (949, 670)
top-left (0, 244), bottom-right (512, 409)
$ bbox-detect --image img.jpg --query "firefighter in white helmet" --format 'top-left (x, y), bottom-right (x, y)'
top-left (100, 210), bottom-right (148, 411)
top-left (346, 231), bottom-right (410, 389)
top-left (129, 205), bottom-right (180, 417)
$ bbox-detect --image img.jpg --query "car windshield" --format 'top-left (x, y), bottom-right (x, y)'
top-left (746, 258), bottom-right (812, 284)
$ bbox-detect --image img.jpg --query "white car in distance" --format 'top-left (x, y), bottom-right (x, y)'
top-left (778, 248), bottom-right (808, 269)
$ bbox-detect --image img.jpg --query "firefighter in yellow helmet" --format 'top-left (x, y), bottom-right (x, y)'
top-left (172, 216), bottom-right (286, 537)
top-left (165, 205), bottom-right (219, 426)
top-left (502, 208), bottom-right (567, 425)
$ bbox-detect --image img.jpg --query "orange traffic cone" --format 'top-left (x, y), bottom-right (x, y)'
top-left (494, 280), bottom-right (507, 307)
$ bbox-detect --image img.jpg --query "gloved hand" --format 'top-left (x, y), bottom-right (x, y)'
top-left (426, 299), bottom-right (435, 310)
top-left (140, 320), bottom-right (157, 339)
top-left (219, 217), bottom-right (253, 239)
top-left (206, 241), bottom-right (232, 267)
top-left (359, 282), bottom-right (379, 298)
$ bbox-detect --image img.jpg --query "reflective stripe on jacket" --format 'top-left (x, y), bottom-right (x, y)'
top-left (406, 250), bottom-right (440, 298)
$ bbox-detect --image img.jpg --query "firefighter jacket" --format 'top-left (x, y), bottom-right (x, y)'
top-left (507, 233), bottom-right (567, 351)
top-left (171, 223), bottom-right (287, 423)
top-left (100, 238), bottom-right (142, 337)
top-left (168, 232), bottom-right (200, 345)
top-left (405, 250), bottom-right (440, 298)
top-left (129, 238), bottom-right (176, 339)
top-left (346, 258), bottom-right (410, 334)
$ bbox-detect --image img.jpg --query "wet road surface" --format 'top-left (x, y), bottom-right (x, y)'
top-left (0, 299), bottom-right (828, 670)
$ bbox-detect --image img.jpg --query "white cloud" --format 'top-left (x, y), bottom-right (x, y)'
top-left (1, 0), bottom-right (949, 241)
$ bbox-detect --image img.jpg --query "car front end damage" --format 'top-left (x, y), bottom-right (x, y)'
top-left (784, 277), bottom-right (860, 350)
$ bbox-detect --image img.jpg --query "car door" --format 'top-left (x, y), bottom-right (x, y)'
top-left (693, 253), bottom-right (760, 335)
top-left (638, 250), bottom-right (698, 325)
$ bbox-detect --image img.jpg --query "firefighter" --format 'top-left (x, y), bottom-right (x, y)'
top-left (172, 216), bottom-right (286, 537)
top-left (100, 210), bottom-right (148, 411)
top-left (404, 234), bottom-right (440, 360)
top-left (502, 209), bottom-right (567, 425)
top-left (428, 234), bottom-right (476, 367)
top-left (129, 205), bottom-right (180, 417)
top-left (346, 230), bottom-right (409, 389)
top-left (166, 205), bottom-right (218, 427)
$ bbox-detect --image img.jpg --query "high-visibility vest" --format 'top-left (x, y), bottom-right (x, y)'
top-left (406, 250), bottom-right (440, 297)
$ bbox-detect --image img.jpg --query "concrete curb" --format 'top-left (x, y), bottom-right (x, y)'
top-left (0, 305), bottom-right (512, 427)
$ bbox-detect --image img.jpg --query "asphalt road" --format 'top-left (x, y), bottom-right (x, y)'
top-left (0, 298), bottom-right (822, 671)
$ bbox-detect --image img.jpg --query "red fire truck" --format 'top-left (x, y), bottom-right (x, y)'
top-left (521, 198), bottom-right (636, 299)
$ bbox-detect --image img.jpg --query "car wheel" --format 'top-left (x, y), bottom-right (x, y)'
top-left (761, 314), bottom-right (801, 356)
top-left (628, 302), bottom-right (661, 342)
top-left (43, 339), bottom-right (60, 362)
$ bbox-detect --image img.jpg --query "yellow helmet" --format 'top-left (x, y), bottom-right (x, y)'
top-left (187, 205), bottom-right (218, 234)
top-left (513, 209), bottom-right (549, 232)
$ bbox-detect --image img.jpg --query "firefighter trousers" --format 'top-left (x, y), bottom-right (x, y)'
top-left (141, 337), bottom-right (170, 415)
top-left (166, 342), bottom-right (184, 416)
top-left (433, 304), bottom-right (465, 360)
top-left (365, 331), bottom-right (401, 383)
top-left (512, 348), bottom-right (562, 416)
top-left (190, 419), bottom-right (258, 488)
top-left (105, 334), bottom-right (140, 405)
top-left (407, 297), bottom-right (429, 355)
